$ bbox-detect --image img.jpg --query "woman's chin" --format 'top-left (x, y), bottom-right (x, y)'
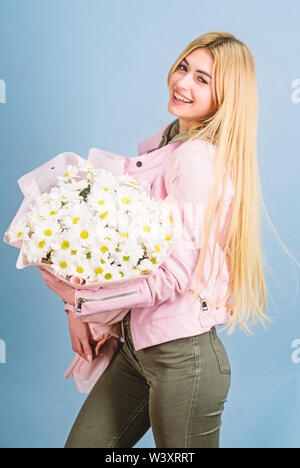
top-left (167, 101), bottom-right (180, 116)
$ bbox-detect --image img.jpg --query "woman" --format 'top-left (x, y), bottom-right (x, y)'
top-left (39, 32), bottom-right (269, 448)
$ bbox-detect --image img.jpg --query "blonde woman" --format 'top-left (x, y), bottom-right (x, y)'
top-left (40, 32), bottom-right (283, 448)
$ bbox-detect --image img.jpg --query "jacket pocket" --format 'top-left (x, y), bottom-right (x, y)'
top-left (209, 327), bottom-right (231, 375)
top-left (76, 288), bottom-right (141, 315)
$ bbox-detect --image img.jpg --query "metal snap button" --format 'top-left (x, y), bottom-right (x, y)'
top-left (136, 161), bottom-right (143, 167)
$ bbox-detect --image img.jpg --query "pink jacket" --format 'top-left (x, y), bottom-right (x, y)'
top-left (64, 121), bottom-right (235, 392)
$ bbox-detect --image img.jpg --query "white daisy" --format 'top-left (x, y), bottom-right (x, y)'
top-left (8, 160), bottom-right (175, 285)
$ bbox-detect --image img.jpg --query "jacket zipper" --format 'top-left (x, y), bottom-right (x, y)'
top-left (76, 288), bottom-right (141, 314)
top-left (187, 288), bottom-right (208, 311)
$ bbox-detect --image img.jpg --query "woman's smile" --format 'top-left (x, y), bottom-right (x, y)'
top-left (172, 89), bottom-right (193, 105)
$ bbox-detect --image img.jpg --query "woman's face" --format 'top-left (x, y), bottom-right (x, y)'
top-left (168, 47), bottom-right (217, 133)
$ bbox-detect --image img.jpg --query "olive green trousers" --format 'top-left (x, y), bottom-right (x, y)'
top-left (65, 310), bottom-right (231, 448)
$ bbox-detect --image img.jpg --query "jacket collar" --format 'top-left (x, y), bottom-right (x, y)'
top-left (158, 118), bottom-right (190, 148)
top-left (138, 119), bottom-right (190, 155)
top-left (138, 122), bottom-right (170, 156)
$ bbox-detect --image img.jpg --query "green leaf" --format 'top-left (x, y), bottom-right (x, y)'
top-left (79, 184), bottom-right (91, 202)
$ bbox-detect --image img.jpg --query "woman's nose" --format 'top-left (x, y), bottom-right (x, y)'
top-left (176, 73), bottom-right (194, 89)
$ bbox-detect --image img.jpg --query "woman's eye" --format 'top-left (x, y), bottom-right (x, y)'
top-left (198, 76), bottom-right (207, 84)
top-left (177, 64), bottom-right (207, 84)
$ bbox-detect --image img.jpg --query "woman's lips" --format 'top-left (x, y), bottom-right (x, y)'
top-left (172, 90), bottom-right (193, 106)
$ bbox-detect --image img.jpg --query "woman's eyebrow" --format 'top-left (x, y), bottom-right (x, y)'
top-left (182, 57), bottom-right (212, 79)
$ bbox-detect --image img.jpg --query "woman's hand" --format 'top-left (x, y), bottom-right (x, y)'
top-left (39, 266), bottom-right (112, 361)
top-left (68, 311), bottom-right (112, 362)
top-left (39, 267), bottom-right (76, 306)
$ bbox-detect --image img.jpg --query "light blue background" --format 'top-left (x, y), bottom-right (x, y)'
top-left (1, 0), bottom-right (299, 448)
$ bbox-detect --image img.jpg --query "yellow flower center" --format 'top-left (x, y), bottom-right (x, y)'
top-left (119, 271), bottom-right (124, 277)
top-left (150, 257), bottom-right (157, 264)
top-left (64, 173), bottom-right (70, 177)
top-left (121, 233), bottom-right (128, 238)
top-left (143, 225), bottom-right (151, 232)
top-left (44, 230), bottom-right (52, 237)
top-left (76, 267), bottom-right (84, 274)
top-left (17, 231), bottom-right (23, 238)
top-left (98, 200), bottom-right (105, 205)
top-left (73, 218), bottom-right (80, 224)
top-left (155, 245), bottom-right (160, 252)
top-left (71, 250), bottom-right (77, 255)
top-left (141, 270), bottom-right (150, 274)
top-left (167, 216), bottom-right (173, 223)
top-left (104, 273), bottom-right (112, 280)
top-left (123, 256), bottom-right (130, 261)
top-left (100, 212), bottom-right (108, 219)
top-left (95, 267), bottom-right (103, 275)
top-left (122, 197), bottom-right (130, 204)
top-left (50, 211), bottom-right (57, 216)
top-left (38, 240), bottom-right (46, 249)
top-left (80, 231), bottom-right (89, 239)
top-left (60, 261), bottom-right (68, 269)
top-left (103, 187), bottom-right (108, 191)
top-left (43, 201), bottom-right (50, 205)
top-left (61, 241), bottom-right (70, 249)
top-left (129, 181), bottom-right (136, 186)
top-left (165, 234), bottom-right (172, 241)
top-left (101, 246), bottom-right (108, 253)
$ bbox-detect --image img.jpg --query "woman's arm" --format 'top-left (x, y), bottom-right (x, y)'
top-left (74, 140), bottom-right (219, 319)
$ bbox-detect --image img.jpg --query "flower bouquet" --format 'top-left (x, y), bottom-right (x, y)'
top-left (3, 148), bottom-right (178, 393)
top-left (4, 157), bottom-right (175, 285)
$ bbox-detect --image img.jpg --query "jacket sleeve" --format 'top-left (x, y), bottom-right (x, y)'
top-left (74, 140), bottom-right (217, 319)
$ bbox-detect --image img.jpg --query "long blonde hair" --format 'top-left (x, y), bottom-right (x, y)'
top-left (166, 32), bottom-right (300, 334)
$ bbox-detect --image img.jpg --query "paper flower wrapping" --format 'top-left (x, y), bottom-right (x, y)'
top-left (3, 148), bottom-right (176, 290)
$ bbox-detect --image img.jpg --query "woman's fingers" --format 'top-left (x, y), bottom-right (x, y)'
top-left (95, 334), bottom-right (112, 357)
top-left (81, 338), bottom-right (93, 363)
top-left (72, 329), bottom-right (112, 362)
top-left (72, 339), bottom-right (85, 361)
top-left (72, 338), bottom-right (91, 363)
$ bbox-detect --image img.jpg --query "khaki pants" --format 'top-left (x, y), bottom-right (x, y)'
top-left (65, 310), bottom-right (231, 448)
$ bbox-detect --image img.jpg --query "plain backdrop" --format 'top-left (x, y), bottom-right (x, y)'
top-left (0, 0), bottom-right (299, 448)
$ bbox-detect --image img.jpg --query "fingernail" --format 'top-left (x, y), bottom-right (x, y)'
top-left (87, 354), bottom-right (92, 362)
